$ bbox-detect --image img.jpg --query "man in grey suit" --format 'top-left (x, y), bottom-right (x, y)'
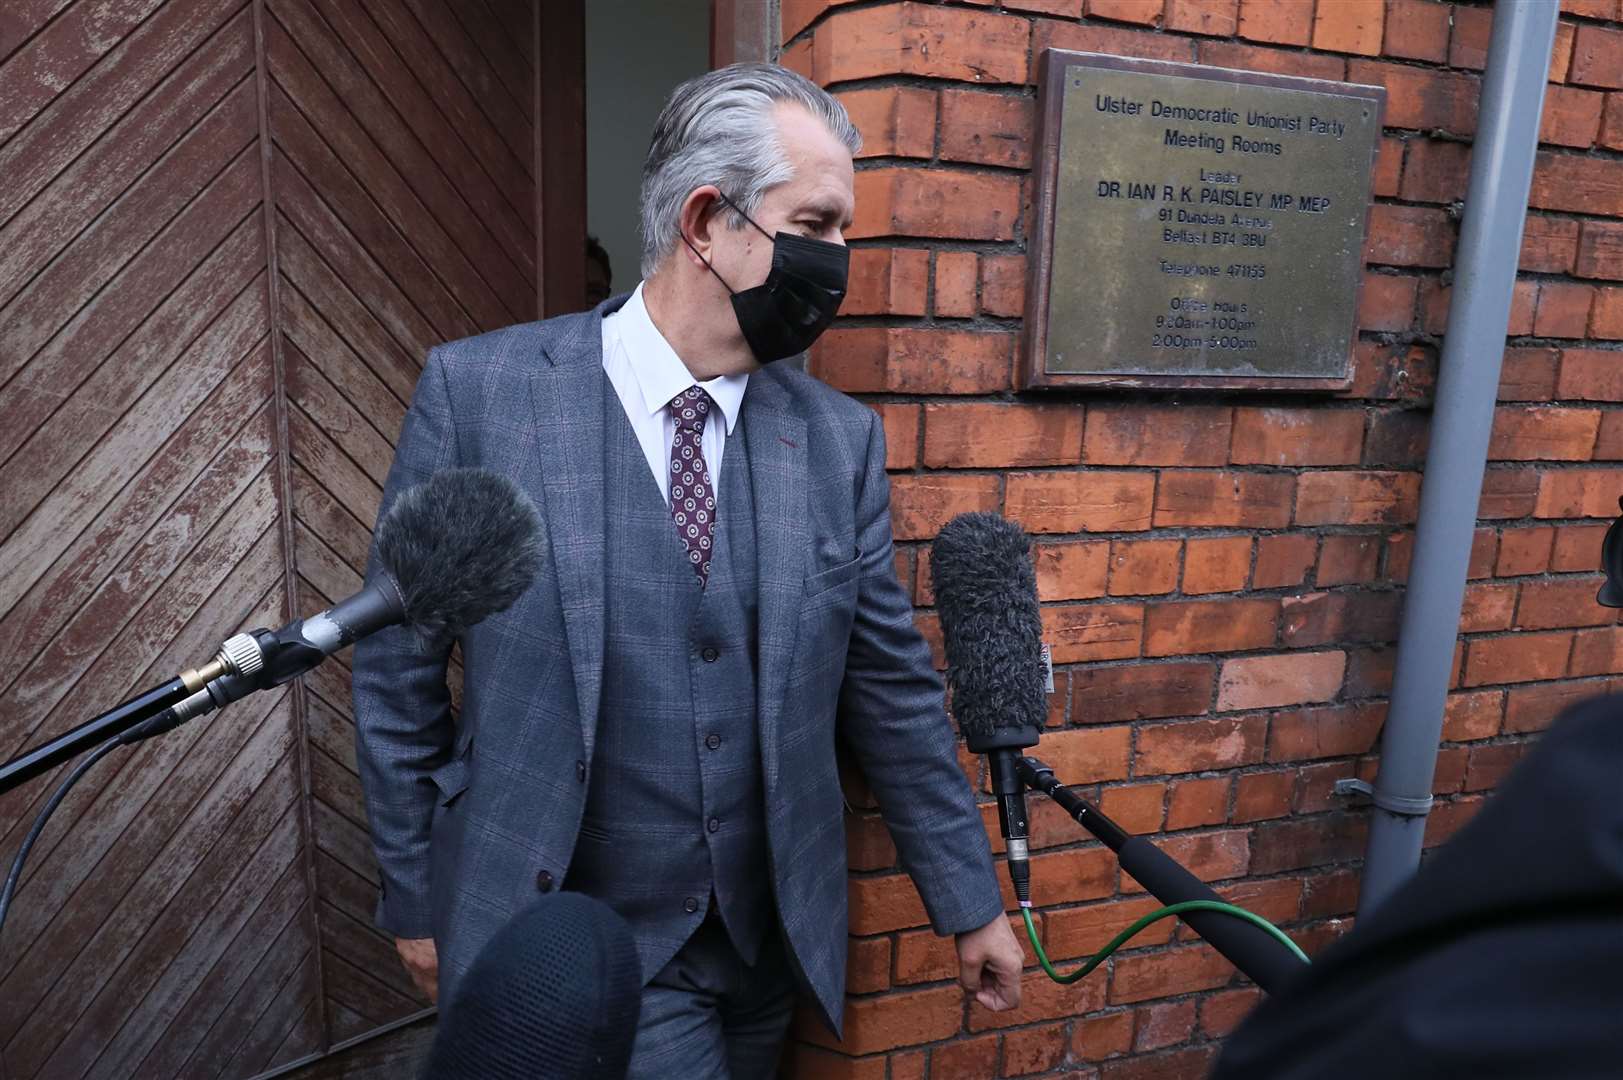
top-left (352, 63), bottom-right (1023, 1077)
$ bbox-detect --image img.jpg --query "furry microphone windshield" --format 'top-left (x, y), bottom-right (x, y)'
top-left (930, 511), bottom-right (1047, 753)
top-left (375, 467), bottom-right (545, 652)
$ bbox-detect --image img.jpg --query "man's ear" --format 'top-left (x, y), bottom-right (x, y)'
top-left (678, 185), bottom-right (724, 267)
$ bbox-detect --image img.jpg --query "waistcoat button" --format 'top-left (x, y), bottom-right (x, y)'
top-left (536, 870), bottom-right (553, 892)
top-left (701, 646), bottom-right (720, 663)
top-left (683, 896), bottom-right (699, 913)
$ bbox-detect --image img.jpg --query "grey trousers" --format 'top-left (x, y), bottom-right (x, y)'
top-left (624, 910), bottom-right (798, 1079)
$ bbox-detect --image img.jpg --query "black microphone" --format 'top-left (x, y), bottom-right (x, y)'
top-left (0, 468), bottom-right (543, 794)
top-left (930, 512), bottom-right (1048, 907)
top-left (424, 893), bottom-right (643, 1080)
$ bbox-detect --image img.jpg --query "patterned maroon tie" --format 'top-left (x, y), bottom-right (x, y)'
top-left (667, 386), bottom-right (716, 584)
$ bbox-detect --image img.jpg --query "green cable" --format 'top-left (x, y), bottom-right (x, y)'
top-left (1021, 900), bottom-right (1311, 985)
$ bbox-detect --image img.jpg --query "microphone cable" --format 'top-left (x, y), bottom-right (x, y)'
top-left (1019, 898), bottom-right (1309, 986)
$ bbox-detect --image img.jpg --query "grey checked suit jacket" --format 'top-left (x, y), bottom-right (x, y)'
top-left (351, 295), bottom-right (1005, 1033)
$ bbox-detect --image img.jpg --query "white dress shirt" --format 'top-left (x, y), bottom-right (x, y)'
top-left (601, 283), bottom-right (749, 506)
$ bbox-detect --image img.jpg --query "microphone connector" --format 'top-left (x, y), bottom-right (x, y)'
top-left (989, 751), bottom-right (1033, 907)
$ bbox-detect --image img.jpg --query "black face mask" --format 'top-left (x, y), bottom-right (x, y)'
top-left (683, 191), bottom-right (849, 364)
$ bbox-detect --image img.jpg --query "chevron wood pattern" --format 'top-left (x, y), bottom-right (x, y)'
top-left (0, 1), bottom-right (538, 1075)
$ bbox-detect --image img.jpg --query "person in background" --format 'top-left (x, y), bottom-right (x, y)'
top-left (586, 234), bottom-right (613, 308)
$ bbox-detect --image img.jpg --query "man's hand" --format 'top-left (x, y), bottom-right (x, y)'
top-left (396, 936), bottom-right (439, 1003)
top-left (956, 916), bottom-right (1023, 1012)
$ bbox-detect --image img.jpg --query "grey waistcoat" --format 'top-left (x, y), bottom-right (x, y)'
top-left (565, 379), bottom-right (772, 982)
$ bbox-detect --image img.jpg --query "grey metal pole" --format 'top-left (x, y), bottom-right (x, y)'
top-left (1353, 0), bottom-right (1558, 919)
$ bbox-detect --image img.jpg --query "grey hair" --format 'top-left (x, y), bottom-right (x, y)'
top-left (638, 62), bottom-right (861, 278)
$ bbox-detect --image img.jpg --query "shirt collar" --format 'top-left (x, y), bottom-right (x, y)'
top-left (617, 283), bottom-right (748, 435)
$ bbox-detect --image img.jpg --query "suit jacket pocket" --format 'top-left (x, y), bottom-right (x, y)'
top-left (429, 754), bottom-right (470, 808)
top-left (804, 552), bottom-right (861, 599)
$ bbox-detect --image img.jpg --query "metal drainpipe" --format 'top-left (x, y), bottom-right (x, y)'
top-left (1350, 0), bottom-right (1559, 919)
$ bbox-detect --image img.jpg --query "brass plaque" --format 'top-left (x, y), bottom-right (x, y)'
top-left (1025, 52), bottom-right (1385, 390)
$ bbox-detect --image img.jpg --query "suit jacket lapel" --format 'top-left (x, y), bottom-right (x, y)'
top-left (742, 370), bottom-right (807, 793)
top-left (529, 313), bottom-right (608, 764)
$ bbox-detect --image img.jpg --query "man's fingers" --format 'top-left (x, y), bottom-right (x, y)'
top-left (958, 952), bottom-right (983, 993)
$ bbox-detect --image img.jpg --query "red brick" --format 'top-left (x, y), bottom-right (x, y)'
top-left (1025, 846), bottom-right (1121, 908)
top-left (1237, 0), bottom-right (1312, 45)
top-left (810, 3), bottom-right (1031, 84)
top-left (1521, 215), bottom-right (1581, 274)
top-left (847, 873), bottom-right (928, 935)
top-left (1250, 813), bottom-right (1368, 874)
top-left (1365, 204), bottom-right (1456, 267)
top-left (852, 167), bottom-right (1021, 240)
top-left (1008, 471), bottom-right (1157, 533)
top-left (1571, 24), bottom-right (1623, 90)
top-left (847, 813), bottom-right (899, 871)
top-left (1382, 0), bottom-right (1449, 62)
top-left (1134, 715), bottom-right (1268, 775)
top-left (1506, 679), bottom-right (1610, 732)
top-left (1301, 868), bottom-right (1361, 919)
top-left (1043, 603), bottom-right (1146, 663)
top-left (1110, 538), bottom-right (1182, 596)
top-left (940, 89), bottom-right (1034, 168)
top-left (1110, 945), bottom-right (1234, 1004)
top-left (810, 327), bottom-right (1012, 394)
top-left (839, 86), bottom-right (937, 159)
top-left (1490, 405), bottom-right (1601, 461)
top-left (889, 474), bottom-right (1001, 540)
top-left (1448, 3), bottom-right (1490, 68)
top-left (1443, 689), bottom-right (1504, 742)
top-left (783, 1045), bottom-right (887, 1080)
top-left (803, 981), bottom-right (965, 1054)
top-left (871, 403), bottom-right (921, 471)
top-left (780, 35), bottom-right (813, 77)
top-left (1072, 661), bottom-right (1215, 723)
top-left (1232, 770), bottom-right (1293, 822)
top-left (1534, 281), bottom-right (1596, 337)
top-left (1317, 533), bottom-right (1381, 586)
top-left (1165, 776), bottom-right (1230, 829)
top-left (1217, 651), bottom-right (1346, 711)
top-left (1552, 21), bottom-right (1577, 83)
top-left (1034, 540), bottom-right (1112, 600)
top-left (1231, 407), bottom-right (1364, 466)
top-left (1577, 220), bottom-right (1623, 281)
top-left (929, 1034), bottom-right (1000, 1078)
top-left (1087, 0), bottom-right (1166, 24)
top-left (1517, 577), bottom-right (1615, 630)
top-left (1556, 349), bottom-right (1623, 402)
top-left (1253, 534), bottom-right (1317, 589)
top-left (1133, 1000), bottom-right (1197, 1052)
top-left (923, 403), bottom-right (1083, 469)
top-left (1541, 84), bottom-right (1606, 148)
top-left (1165, 0), bottom-right (1239, 35)
top-left (1033, 16), bottom-right (1197, 62)
top-left (933, 251), bottom-right (978, 317)
top-left (1347, 59), bottom-right (1477, 133)
top-left (1604, 92), bottom-right (1623, 151)
top-left (1004, 1023), bottom-right (1069, 1075)
top-left (980, 254), bottom-right (1026, 316)
top-left (1534, 467), bottom-right (1623, 518)
top-left (1296, 470), bottom-right (1421, 526)
top-left (1279, 589), bottom-right (1402, 646)
top-left (1480, 470), bottom-right (1541, 519)
top-left (844, 248), bottom-right (928, 316)
top-left (1529, 152), bottom-right (1623, 216)
top-left (1046, 896), bottom-right (1175, 960)
top-left (1593, 287), bottom-right (1623, 338)
top-left (1102, 1046), bottom-right (1219, 1080)
top-left (1312, 0), bottom-right (1384, 54)
top-left (1084, 405), bottom-right (1232, 466)
top-left (1197, 39), bottom-right (1346, 79)
top-left (1292, 759), bottom-right (1359, 813)
top-left (1571, 625), bottom-right (1623, 675)
top-left (1201, 987), bottom-right (1263, 1038)
top-left (1372, 135), bottom-right (1404, 197)
top-left (1358, 272), bottom-right (1418, 331)
top-left (1073, 1010), bottom-right (1136, 1061)
top-left (1100, 782), bottom-right (1169, 834)
top-left (1005, 0), bottom-right (1084, 12)
top-left (1144, 597), bottom-right (1279, 656)
top-left (894, 918), bottom-right (1023, 985)
top-left (1495, 526), bottom-right (1555, 576)
top-left (1266, 701), bottom-right (1385, 761)
top-left (1397, 138), bottom-right (1470, 204)
top-left (1182, 536), bottom-right (1252, 594)
top-left (1154, 471), bottom-right (1294, 529)
top-left (1498, 346), bottom-right (1561, 402)
top-left (1342, 340), bottom-right (1437, 401)
top-left (1463, 631), bottom-right (1575, 686)
top-left (1552, 523), bottom-right (1608, 572)
top-left (1034, 724), bottom-right (1134, 784)
top-left (847, 935), bottom-right (892, 993)
top-left (1562, 0), bottom-right (1621, 18)
top-left (1460, 581), bottom-right (1518, 633)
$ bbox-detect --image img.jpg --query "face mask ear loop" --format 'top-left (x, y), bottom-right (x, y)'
top-left (714, 189), bottom-right (774, 243)
top-left (680, 233), bottom-right (739, 296)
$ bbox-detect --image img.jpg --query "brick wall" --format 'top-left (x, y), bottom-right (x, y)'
top-left (779, 0), bottom-right (1623, 1077)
